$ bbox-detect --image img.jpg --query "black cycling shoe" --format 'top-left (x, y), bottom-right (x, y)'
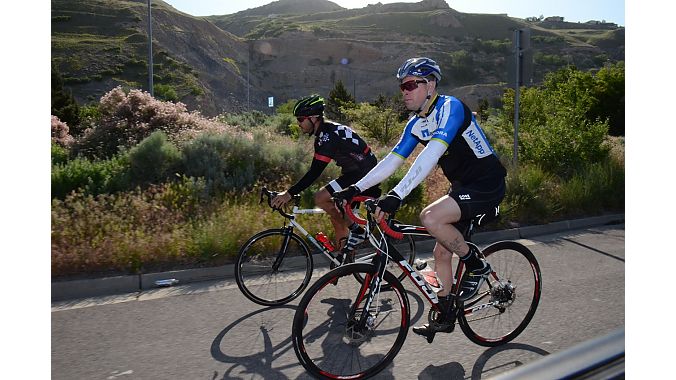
top-left (345, 227), bottom-right (366, 250)
top-left (412, 322), bottom-right (454, 343)
top-left (412, 296), bottom-right (455, 343)
top-left (458, 261), bottom-right (492, 301)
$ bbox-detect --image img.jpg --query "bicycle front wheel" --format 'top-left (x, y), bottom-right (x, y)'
top-left (235, 229), bottom-right (313, 306)
top-left (292, 263), bottom-right (410, 379)
top-left (458, 241), bottom-right (542, 347)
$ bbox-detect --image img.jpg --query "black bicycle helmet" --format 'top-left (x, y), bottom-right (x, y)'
top-left (293, 94), bottom-right (325, 117)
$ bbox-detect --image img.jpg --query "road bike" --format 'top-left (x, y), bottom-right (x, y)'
top-left (291, 198), bottom-right (542, 379)
top-left (234, 187), bottom-right (417, 306)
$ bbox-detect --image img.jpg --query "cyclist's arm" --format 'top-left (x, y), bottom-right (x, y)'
top-left (355, 152), bottom-right (404, 191)
top-left (288, 156), bottom-right (330, 195)
top-left (354, 121), bottom-right (418, 192)
top-left (392, 139), bottom-right (447, 198)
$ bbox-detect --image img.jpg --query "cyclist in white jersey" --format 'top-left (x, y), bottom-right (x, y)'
top-left (333, 57), bottom-right (507, 339)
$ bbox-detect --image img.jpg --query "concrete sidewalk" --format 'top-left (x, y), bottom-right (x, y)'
top-left (51, 213), bottom-right (624, 301)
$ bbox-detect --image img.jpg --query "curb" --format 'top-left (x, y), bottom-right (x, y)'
top-left (51, 213), bottom-right (624, 301)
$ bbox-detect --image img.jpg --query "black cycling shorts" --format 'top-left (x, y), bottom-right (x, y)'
top-left (448, 175), bottom-right (505, 229)
top-left (325, 171), bottom-right (382, 198)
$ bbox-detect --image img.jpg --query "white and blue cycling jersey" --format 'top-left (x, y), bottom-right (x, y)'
top-left (356, 95), bottom-right (506, 199)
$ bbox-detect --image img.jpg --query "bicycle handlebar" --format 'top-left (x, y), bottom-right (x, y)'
top-left (362, 199), bottom-right (405, 240)
top-left (260, 186), bottom-right (300, 219)
top-left (341, 196), bottom-right (370, 226)
top-left (336, 196), bottom-right (405, 240)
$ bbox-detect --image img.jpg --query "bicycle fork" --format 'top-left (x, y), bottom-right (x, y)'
top-left (271, 226), bottom-right (294, 272)
top-left (348, 254), bottom-right (388, 337)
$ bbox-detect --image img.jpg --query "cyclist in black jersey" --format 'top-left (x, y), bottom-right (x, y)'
top-left (271, 94), bottom-right (381, 250)
top-left (333, 58), bottom-right (507, 339)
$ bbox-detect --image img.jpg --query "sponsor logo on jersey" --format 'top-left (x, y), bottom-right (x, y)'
top-left (318, 132), bottom-right (330, 146)
top-left (459, 194), bottom-right (471, 200)
top-left (462, 122), bottom-right (492, 158)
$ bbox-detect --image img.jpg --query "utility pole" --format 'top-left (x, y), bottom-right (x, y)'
top-left (247, 42), bottom-right (251, 112)
top-left (513, 29), bottom-right (521, 168)
top-left (147, 0), bottom-right (154, 96)
top-left (512, 28), bottom-right (531, 167)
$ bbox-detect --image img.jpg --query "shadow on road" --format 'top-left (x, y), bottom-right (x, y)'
top-left (418, 343), bottom-right (550, 379)
top-left (210, 305), bottom-right (304, 379)
top-left (210, 294), bottom-right (549, 379)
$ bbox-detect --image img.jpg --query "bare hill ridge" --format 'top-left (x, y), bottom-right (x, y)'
top-left (51, 0), bottom-right (624, 115)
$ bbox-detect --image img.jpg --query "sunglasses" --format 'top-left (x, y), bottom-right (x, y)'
top-left (296, 116), bottom-right (311, 123)
top-left (399, 79), bottom-right (427, 92)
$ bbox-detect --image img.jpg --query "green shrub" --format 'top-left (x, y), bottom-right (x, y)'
top-left (217, 110), bottom-right (270, 131)
top-left (51, 154), bottom-right (130, 199)
top-left (557, 155), bottom-right (624, 216)
top-left (181, 133), bottom-right (257, 194)
top-left (342, 103), bottom-right (405, 145)
top-left (502, 164), bottom-right (560, 225)
top-left (128, 131), bottom-right (182, 186)
top-left (52, 142), bottom-right (70, 165)
top-left (273, 113), bottom-right (297, 136)
top-left (154, 83), bottom-right (179, 101)
top-left (499, 65), bottom-right (611, 176)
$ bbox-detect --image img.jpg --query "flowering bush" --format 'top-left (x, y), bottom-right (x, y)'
top-left (51, 115), bottom-right (74, 148)
top-left (74, 86), bottom-right (235, 158)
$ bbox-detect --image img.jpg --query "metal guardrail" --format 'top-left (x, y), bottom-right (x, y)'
top-left (489, 328), bottom-right (624, 380)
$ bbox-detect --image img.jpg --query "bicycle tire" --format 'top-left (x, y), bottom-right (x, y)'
top-left (292, 263), bottom-right (410, 379)
top-left (458, 241), bottom-right (542, 347)
top-left (235, 229), bottom-right (313, 306)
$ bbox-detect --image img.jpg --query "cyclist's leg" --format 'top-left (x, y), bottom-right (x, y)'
top-left (444, 178), bottom-right (506, 299)
top-left (321, 172), bottom-right (378, 250)
top-left (420, 195), bottom-right (467, 297)
top-left (315, 187), bottom-right (348, 248)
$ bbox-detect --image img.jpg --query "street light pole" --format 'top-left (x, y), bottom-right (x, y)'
top-left (513, 29), bottom-right (520, 168)
top-left (147, 0), bottom-right (154, 96)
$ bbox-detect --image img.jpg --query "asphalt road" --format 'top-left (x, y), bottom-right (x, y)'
top-left (51, 223), bottom-right (624, 379)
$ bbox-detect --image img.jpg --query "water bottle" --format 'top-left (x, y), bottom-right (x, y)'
top-left (316, 232), bottom-right (335, 251)
top-left (420, 267), bottom-right (442, 291)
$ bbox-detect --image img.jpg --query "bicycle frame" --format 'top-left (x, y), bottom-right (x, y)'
top-left (283, 206), bottom-right (343, 267)
top-left (349, 201), bottom-right (499, 322)
top-left (260, 187), bottom-right (377, 269)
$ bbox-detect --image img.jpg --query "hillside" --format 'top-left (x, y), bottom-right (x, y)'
top-left (51, 0), bottom-right (624, 115)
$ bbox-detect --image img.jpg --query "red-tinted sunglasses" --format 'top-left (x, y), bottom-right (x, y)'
top-left (399, 79), bottom-right (427, 92)
top-left (296, 116), bottom-right (311, 123)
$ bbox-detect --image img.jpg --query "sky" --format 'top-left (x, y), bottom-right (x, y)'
top-left (163, 0), bottom-right (625, 26)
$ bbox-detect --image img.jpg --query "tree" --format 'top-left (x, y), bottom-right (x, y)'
top-left (51, 63), bottom-right (81, 133)
top-left (590, 62), bottom-right (625, 136)
top-left (477, 98), bottom-right (490, 123)
top-left (325, 80), bottom-right (355, 124)
top-left (342, 103), bottom-right (405, 145)
top-left (498, 65), bottom-right (611, 175)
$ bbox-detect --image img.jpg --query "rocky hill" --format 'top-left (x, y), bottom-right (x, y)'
top-left (51, 0), bottom-right (624, 115)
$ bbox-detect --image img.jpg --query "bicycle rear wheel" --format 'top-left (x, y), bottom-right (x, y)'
top-left (292, 263), bottom-right (410, 379)
top-left (458, 241), bottom-right (541, 347)
top-left (235, 229), bottom-right (313, 306)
